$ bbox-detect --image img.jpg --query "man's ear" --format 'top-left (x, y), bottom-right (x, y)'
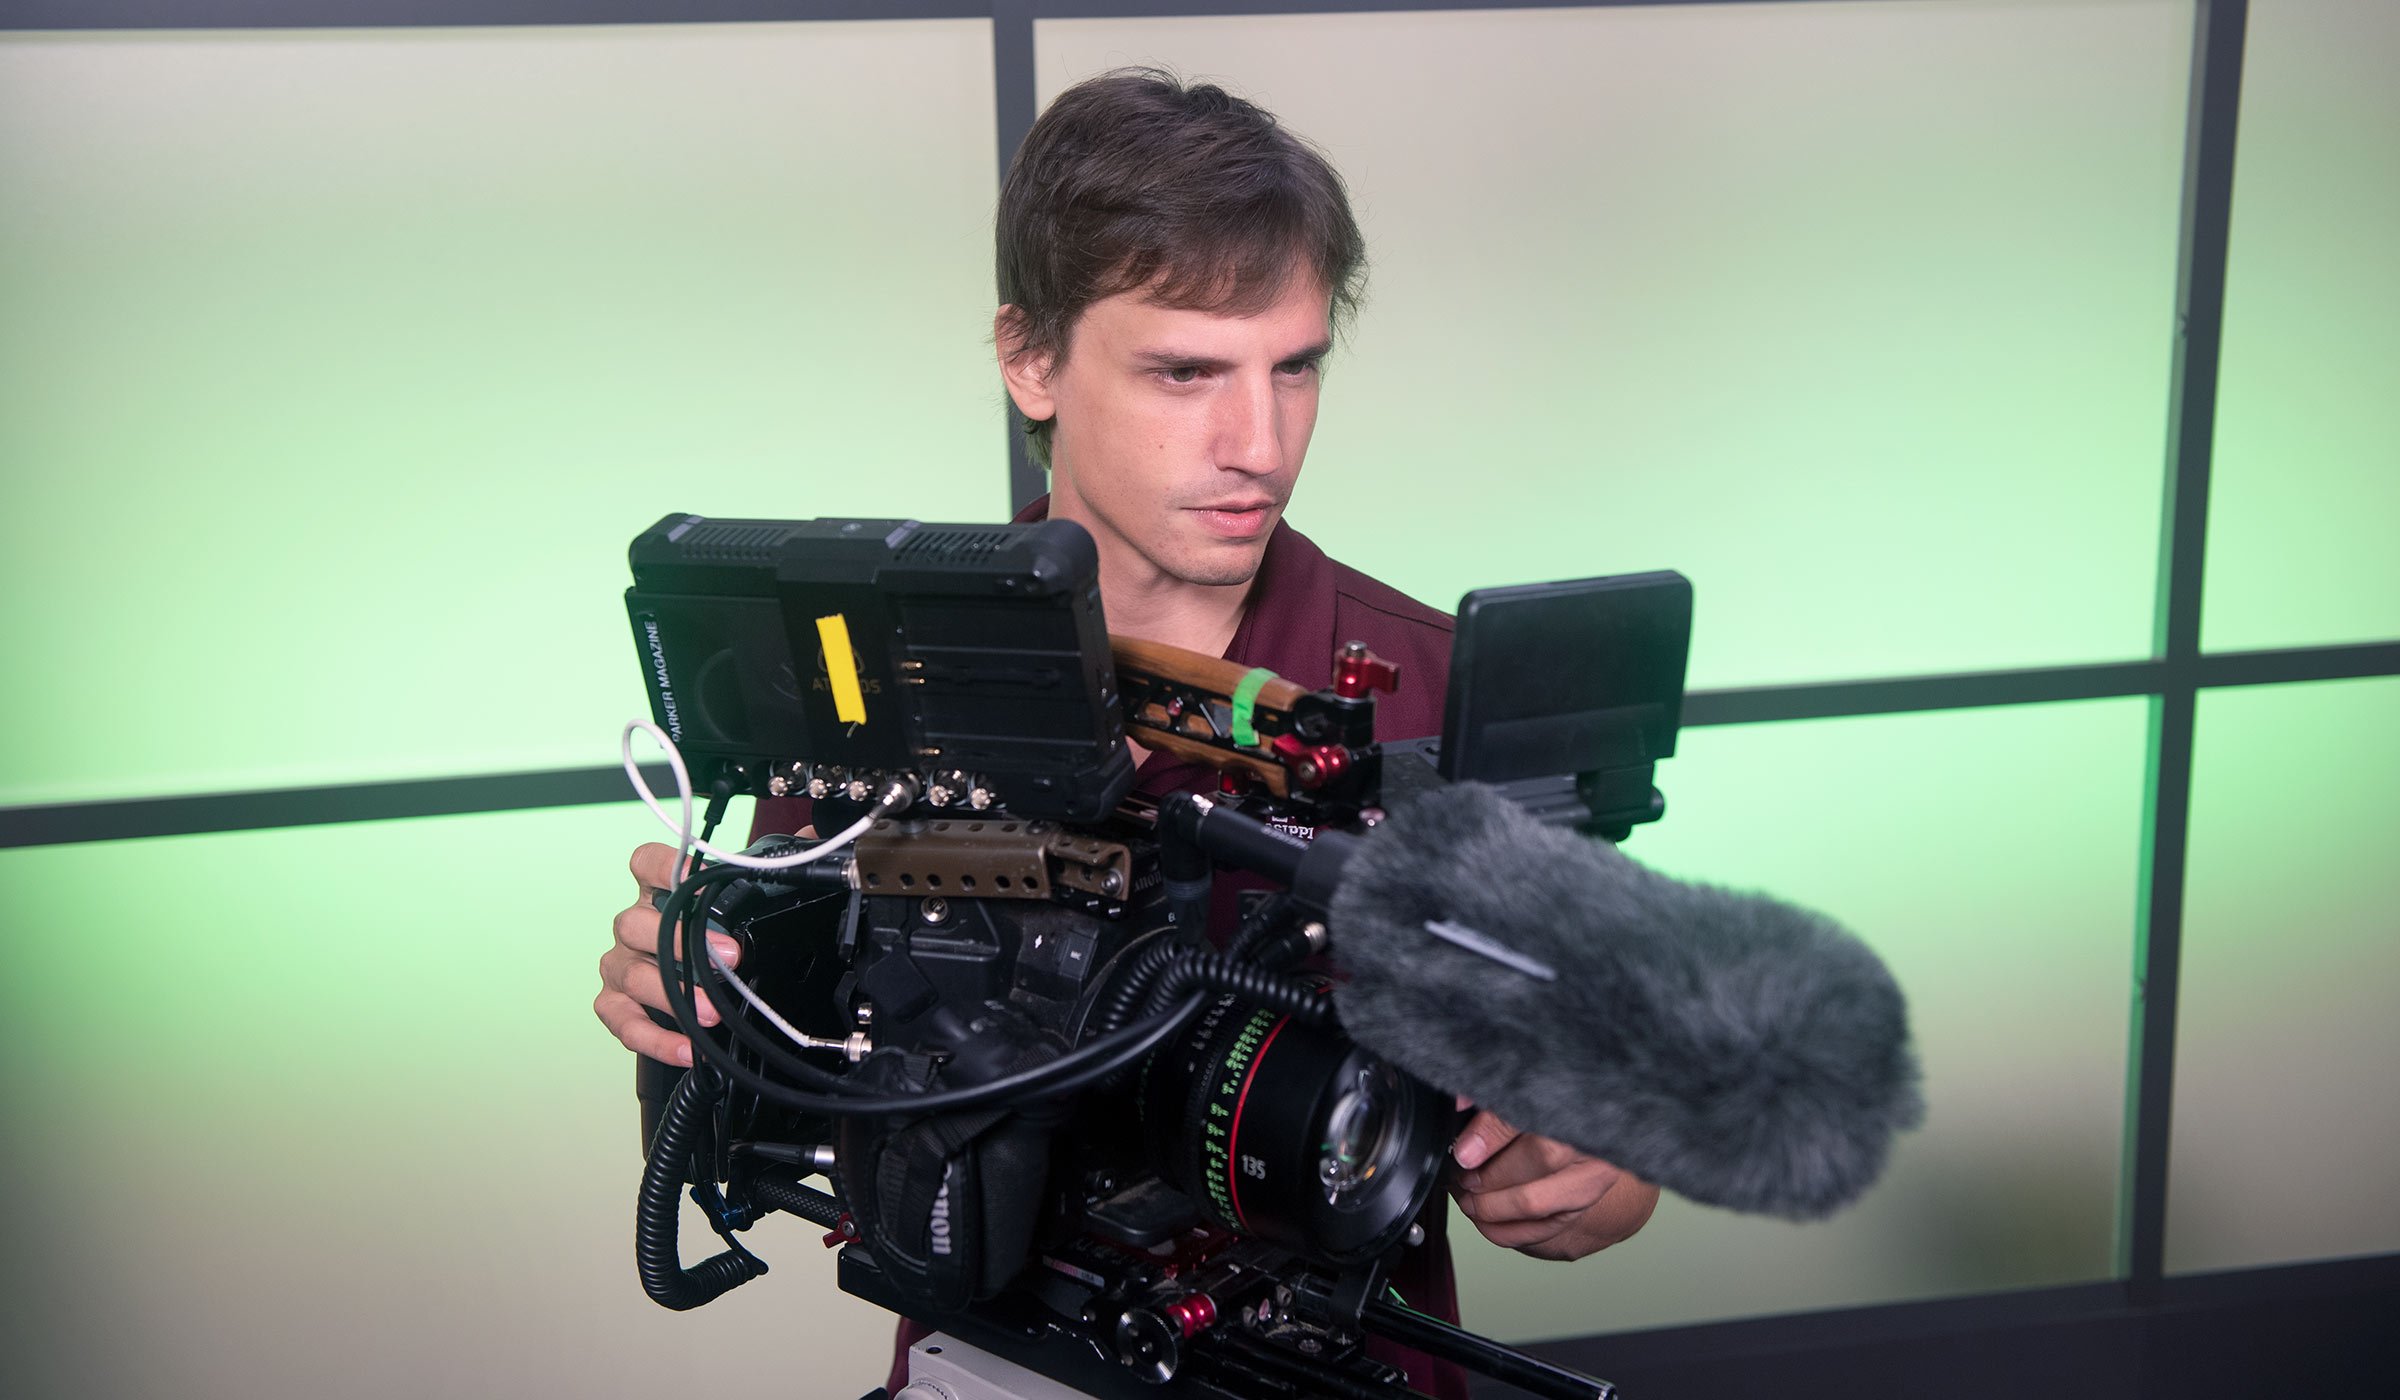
top-left (994, 306), bottom-right (1058, 424)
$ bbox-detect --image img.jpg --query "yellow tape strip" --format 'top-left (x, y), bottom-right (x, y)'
top-left (815, 614), bottom-right (868, 725)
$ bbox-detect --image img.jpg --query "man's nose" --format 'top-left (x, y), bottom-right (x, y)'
top-left (1214, 371), bottom-right (1280, 476)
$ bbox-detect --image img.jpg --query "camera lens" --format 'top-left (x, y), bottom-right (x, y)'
top-left (1319, 1062), bottom-right (1401, 1207)
top-left (1142, 995), bottom-right (1446, 1262)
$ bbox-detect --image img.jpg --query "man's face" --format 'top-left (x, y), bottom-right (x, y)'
top-left (1003, 275), bottom-right (1331, 590)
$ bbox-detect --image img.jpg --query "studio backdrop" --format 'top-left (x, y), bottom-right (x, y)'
top-left (1, 2), bottom-right (2393, 1397)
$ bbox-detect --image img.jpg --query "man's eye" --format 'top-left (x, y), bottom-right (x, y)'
top-left (1278, 359), bottom-right (1320, 378)
top-left (1165, 366), bottom-right (1200, 384)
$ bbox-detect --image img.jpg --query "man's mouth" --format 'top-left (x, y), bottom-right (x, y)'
top-left (1188, 500), bottom-right (1278, 540)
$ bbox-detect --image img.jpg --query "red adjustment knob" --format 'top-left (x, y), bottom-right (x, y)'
top-left (1164, 1293), bottom-right (1218, 1338)
top-left (823, 1214), bottom-right (858, 1248)
top-left (1333, 641), bottom-right (1399, 699)
top-left (1271, 732), bottom-right (1350, 788)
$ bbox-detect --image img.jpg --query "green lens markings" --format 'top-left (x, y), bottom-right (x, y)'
top-left (1199, 1006), bottom-right (1280, 1228)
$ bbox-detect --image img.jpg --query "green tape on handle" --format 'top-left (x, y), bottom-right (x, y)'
top-left (1229, 667), bottom-right (1277, 749)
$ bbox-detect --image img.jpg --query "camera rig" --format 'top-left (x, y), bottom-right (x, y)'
top-left (622, 515), bottom-right (1692, 1400)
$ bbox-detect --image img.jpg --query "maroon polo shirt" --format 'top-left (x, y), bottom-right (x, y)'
top-left (752, 501), bottom-right (1470, 1398)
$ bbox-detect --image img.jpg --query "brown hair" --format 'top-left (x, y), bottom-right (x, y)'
top-left (996, 68), bottom-right (1368, 467)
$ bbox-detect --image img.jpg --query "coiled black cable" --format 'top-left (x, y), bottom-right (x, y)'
top-left (1138, 949), bottom-right (1333, 1026)
top-left (1092, 893), bottom-right (1297, 1036)
top-left (636, 1070), bottom-right (767, 1310)
top-left (1090, 935), bottom-right (1184, 1037)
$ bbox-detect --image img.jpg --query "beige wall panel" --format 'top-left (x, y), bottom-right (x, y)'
top-left (2203, 0), bottom-right (2400, 651)
top-left (2165, 677), bottom-right (2400, 1275)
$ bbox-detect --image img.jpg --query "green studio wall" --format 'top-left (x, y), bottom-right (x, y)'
top-left (0, 20), bottom-right (1005, 807)
top-left (0, 0), bottom-right (2394, 1394)
top-left (1038, 0), bottom-right (2191, 689)
top-left (0, 806), bottom-right (900, 1399)
top-left (0, 20), bottom-right (998, 1398)
top-left (2203, 0), bottom-right (2400, 651)
top-left (1454, 699), bottom-right (2149, 1339)
top-left (2166, 676), bottom-right (2400, 1275)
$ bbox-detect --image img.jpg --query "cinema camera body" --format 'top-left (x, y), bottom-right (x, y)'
top-left (623, 514), bottom-right (1692, 1400)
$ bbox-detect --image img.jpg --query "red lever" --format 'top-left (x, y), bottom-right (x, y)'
top-left (1271, 733), bottom-right (1350, 788)
top-left (1333, 641), bottom-right (1398, 699)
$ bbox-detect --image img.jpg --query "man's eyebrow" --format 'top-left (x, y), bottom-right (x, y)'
top-left (1129, 340), bottom-right (1332, 369)
top-left (1131, 348), bottom-right (1239, 371)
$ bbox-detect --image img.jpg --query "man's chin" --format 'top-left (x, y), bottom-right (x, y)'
top-left (1175, 563), bottom-right (1262, 588)
top-left (1164, 538), bottom-right (1271, 589)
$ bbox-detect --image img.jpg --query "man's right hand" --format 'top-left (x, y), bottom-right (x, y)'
top-left (594, 841), bottom-right (741, 1067)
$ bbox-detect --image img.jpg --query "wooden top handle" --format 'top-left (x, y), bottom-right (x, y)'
top-left (1108, 636), bottom-right (1308, 714)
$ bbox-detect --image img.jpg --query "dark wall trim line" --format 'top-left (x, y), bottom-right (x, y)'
top-left (2196, 637), bottom-right (2400, 688)
top-left (993, 0), bottom-right (1048, 515)
top-left (1678, 639), bottom-right (2399, 728)
top-left (2120, 0), bottom-right (2246, 1306)
top-left (1024, 0), bottom-right (1841, 14)
top-left (0, 0), bottom-right (1901, 35)
top-left (1501, 1251), bottom-right (2400, 1400)
top-left (0, 765), bottom-right (676, 850)
top-left (1681, 658), bottom-right (2163, 727)
top-left (0, 0), bottom-right (979, 26)
top-left (6, 640), bottom-right (2392, 850)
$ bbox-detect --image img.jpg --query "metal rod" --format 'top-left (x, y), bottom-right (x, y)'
top-left (1362, 1297), bottom-right (1616, 1400)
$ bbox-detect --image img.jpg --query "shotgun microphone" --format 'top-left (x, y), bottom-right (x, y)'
top-left (1328, 782), bottom-right (1923, 1220)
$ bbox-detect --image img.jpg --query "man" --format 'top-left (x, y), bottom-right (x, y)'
top-left (595, 69), bottom-right (1658, 1396)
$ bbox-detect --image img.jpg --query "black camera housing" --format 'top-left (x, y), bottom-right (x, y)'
top-left (627, 515), bottom-right (1691, 1400)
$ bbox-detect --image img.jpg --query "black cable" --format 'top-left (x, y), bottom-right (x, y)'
top-left (656, 864), bottom-right (1210, 1116)
top-left (636, 1070), bottom-right (767, 1310)
top-left (1090, 935), bottom-right (1182, 1037)
top-left (658, 864), bottom-right (861, 1096)
top-left (684, 891), bottom-right (860, 1095)
top-left (657, 821), bottom-right (889, 1099)
top-left (657, 835), bottom-right (870, 1095)
top-left (1092, 893), bottom-right (1294, 1037)
top-left (699, 776), bottom-right (736, 848)
top-left (1137, 949), bottom-right (1332, 1026)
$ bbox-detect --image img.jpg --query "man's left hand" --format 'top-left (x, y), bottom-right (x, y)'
top-left (1450, 1106), bottom-right (1660, 1262)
